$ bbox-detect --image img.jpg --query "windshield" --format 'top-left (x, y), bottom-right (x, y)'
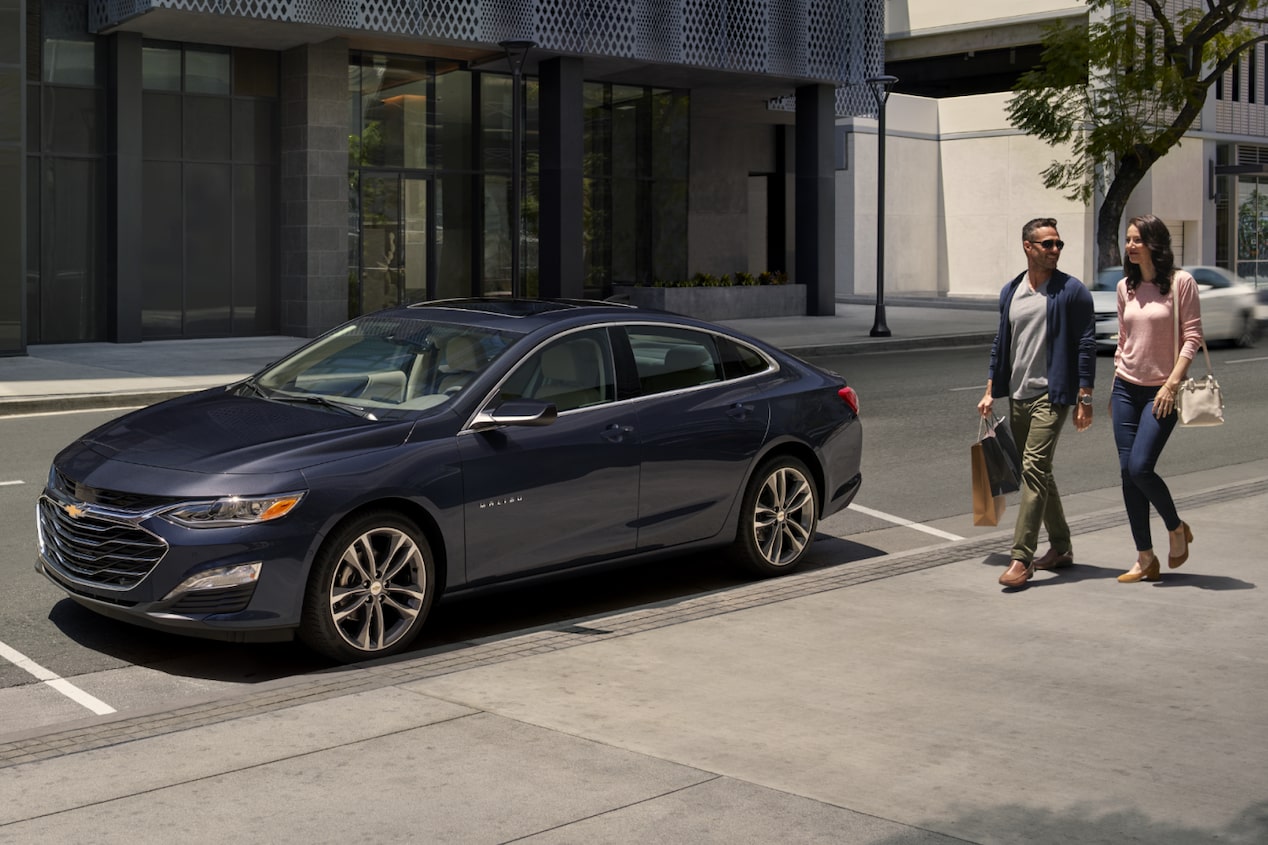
top-left (1093, 268), bottom-right (1123, 292)
top-left (254, 316), bottom-right (520, 416)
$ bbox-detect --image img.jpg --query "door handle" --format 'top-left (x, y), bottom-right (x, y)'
top-left (602, 424), bottom-right (634, 443)
top-left (726, 403), bottom-right (753, 421)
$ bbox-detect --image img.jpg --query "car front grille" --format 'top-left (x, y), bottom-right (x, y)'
top-left (38, 496), bottom-right (168, 589)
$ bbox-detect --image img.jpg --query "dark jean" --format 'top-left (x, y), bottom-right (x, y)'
top-left (1111, 377), bottom-right (1181, 551)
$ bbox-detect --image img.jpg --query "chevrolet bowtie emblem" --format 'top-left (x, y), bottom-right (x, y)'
top-left (64, 503), bottom-right (87, 519)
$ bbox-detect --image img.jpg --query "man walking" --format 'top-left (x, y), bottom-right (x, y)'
top-left (977, 218), bottom-right (1096, 589)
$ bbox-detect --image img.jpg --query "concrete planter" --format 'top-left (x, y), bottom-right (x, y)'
top-left (620, 284), bottom-right (807, 321)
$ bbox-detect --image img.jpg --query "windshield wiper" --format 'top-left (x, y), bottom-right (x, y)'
top-left (236, 379), bottom-right (271, 400)
top-left (270, 392), bottom-right (377, 420)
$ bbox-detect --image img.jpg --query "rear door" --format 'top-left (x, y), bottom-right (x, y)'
top-left (622, 325), bottom-right (771, 550)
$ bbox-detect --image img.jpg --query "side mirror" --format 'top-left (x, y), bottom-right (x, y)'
top-left (470, 399), bottom-right (558, 431)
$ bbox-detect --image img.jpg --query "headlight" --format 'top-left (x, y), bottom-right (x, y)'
top-left (161, 492), bottom-right (305, 528)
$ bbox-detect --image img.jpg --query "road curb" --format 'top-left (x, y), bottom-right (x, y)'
top-left (784, 332), bottom-right (997, 358)
top-left (0, 390), bottom-right (200, 417)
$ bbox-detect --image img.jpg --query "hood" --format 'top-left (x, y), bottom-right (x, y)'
top-left (68, 390), bottom-right (420, 477)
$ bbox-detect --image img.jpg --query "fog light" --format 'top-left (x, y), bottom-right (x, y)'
top-left (163, 562), bottom-right (262, 601)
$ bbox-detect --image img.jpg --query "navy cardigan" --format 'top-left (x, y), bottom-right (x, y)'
top-left (987, 269), bottom-right (1096, 406)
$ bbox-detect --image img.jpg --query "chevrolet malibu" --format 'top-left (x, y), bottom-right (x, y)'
top-left (37, 299), bottom-right (862, 662)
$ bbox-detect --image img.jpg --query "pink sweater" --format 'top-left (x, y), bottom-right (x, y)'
top-left (1114, 269), bottom-right (1203, 386)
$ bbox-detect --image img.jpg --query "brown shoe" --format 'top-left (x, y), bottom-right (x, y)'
top-left (1034, 548), bottom-right (1074, 570)
top-left (1168, 522), bottom-right (1193, 569)
top-left (1118, 555), bottom-right (1161, 583)
top-left (999, 559), bottom-right (1035, 588)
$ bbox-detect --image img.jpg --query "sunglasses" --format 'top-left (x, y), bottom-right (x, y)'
top-left (1029, 239), bottom-right (1065, 250)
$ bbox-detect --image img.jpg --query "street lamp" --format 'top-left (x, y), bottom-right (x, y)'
top-left (867, 74), bottom-right (898, 337)
top-left (500, 39), bottom-right (535, 298)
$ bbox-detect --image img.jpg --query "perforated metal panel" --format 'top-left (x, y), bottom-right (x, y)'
top-left (90, 0), bottom-right (883, 114)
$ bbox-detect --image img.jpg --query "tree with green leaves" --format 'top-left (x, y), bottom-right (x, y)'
top-left (1008, 0), bottom-right (1268, 269)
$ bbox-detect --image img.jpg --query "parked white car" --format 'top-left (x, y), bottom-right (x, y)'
top-left (1092, 266), bottom-right (1260, 350)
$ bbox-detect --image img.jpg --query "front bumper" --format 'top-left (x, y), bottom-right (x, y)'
top-left (36, 555), bottom-right (297, 642)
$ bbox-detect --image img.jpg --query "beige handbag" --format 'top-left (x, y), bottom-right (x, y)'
top-left (1173, 294), bottom-right (1224, 427)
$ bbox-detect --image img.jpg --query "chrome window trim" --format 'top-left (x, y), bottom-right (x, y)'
top-left (459, 320), bottom-right (779, 433)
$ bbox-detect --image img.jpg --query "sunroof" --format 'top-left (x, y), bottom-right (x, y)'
top-left (413, 298), bottom-right (623, 317)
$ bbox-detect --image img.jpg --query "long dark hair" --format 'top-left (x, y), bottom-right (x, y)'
top-left (1124, 214), bottom-right (1175, 295)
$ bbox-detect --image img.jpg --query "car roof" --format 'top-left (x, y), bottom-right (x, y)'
top-left (384, 298), bottom-right (639, 333)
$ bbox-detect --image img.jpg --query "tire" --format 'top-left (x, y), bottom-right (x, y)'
top-left (300, 510), bottom-right (436, 663)
top-left (732, 456), bottom-right (819, 577)
top-left (1236, 312), bottom-right (1259, 348)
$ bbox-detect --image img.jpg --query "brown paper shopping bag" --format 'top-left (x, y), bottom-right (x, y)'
top-left (971, 439), bottom-right (1006, 526)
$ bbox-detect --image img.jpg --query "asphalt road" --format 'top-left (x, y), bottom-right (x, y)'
top-left (2, 344), bottom-right (1266, 734)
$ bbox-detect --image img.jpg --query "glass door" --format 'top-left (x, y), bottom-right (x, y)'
top-left (358, 174), bottom-right (429, 314)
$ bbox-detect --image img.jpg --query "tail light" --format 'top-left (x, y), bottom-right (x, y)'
top-left (838, 386), bottom-right (859, 415)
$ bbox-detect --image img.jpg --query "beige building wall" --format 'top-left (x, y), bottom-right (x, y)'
top-left (839, 89), bottom-right (1219, 299)
top-left (887, 0), bottom-right (1084, 36)
top-left (839, 91), bottom-right (1087, 299)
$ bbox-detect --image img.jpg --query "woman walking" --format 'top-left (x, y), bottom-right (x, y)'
top-left (1111, 214), bottom-right (1201, 582)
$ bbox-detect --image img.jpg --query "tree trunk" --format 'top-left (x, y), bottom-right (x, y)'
top-left (1096, 152), bottom-right (1156, 271)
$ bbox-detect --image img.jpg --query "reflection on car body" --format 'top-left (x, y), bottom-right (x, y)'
top-left (1092, 266), bottom-right (1260, 350)
top-left (36, 299), bottom-right (863, 662)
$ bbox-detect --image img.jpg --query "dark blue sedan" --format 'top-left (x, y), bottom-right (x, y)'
top-left (36, 299), bottom-right (862, 662)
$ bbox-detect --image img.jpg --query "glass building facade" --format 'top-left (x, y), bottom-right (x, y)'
top-left (0, 0), bottom-right (877, 354)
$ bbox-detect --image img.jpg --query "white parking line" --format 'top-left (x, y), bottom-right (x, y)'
top-left (1226, 356), bottom-right (1268, 364)
top-left (847, 503), bottom-right (965, 541)
top-left (0, 480), bottom-right (24, 486)
top-left (0, 640), bottom-right (116, 716)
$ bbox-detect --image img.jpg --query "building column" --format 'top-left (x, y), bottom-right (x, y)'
top-left (795, 83), bottom-right (836, 316)
top-left (107, 32), bottom-right (143, 343)
top-left (0, 0), bottom-right (24, 354)
top-left (538, 56), bottom-right (584, 298)
top-left (280, 39), bottom-right (349, 337)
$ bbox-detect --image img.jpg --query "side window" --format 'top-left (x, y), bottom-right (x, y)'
top-left (1190, 268), bottom-right (1227, 289)
top-left (717, 336), bottom-right (773, 379)
top-left (627, 327), bottom-right (723, 395)
top-left (499, 329), bottom-right (616, 412)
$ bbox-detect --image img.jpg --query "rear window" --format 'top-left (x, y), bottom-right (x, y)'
top-left (626, 326), bottom-right (771, 396)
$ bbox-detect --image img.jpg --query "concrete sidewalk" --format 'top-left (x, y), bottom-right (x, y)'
top-left (7, 296), bottom-right (1262, 842)
top-left (1, 469), bottom-right (1264, 843)
top-left (0, 298), bottom-right (998, 415)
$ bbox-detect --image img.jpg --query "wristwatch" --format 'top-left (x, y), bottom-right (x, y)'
top-left (1078, 393), bottom-right (1094, 406)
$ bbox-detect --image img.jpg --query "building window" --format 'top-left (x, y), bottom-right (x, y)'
top-left (25, 0), bottom-right (106, 343)
top-left (140, 42), bottom-right (278, 338)
top-left (1251, 47), bottom-right (1258, 104)
top-left (583, 83), bottom-right (688, 291)
top-left (346, 53), bottom-right (687, 308)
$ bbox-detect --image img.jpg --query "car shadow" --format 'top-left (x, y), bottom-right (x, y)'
top-left (46, 533), bottom-right (890, 683)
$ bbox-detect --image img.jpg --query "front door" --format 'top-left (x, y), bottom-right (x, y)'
top-left (457, 328), bottom-right (640, 583)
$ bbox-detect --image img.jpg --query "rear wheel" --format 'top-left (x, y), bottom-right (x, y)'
top-left (732, 456), bottom-right (819, 576)
top-left (300, 510), bottom-right (436, 662)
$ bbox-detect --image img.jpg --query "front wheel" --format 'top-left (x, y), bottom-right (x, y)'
top-left (300, 510), bottom-right (436, 662)
top-left (732, 456), bottom-right (819, 577)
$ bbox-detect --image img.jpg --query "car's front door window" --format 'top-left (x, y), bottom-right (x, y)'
top-left (498, 328), bottom-right (616, 412)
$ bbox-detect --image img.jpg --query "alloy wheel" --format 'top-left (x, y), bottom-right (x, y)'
top-left (327, 526), bottom-right (428, 653)
top-left (751, 465), bottom-right (816, 567)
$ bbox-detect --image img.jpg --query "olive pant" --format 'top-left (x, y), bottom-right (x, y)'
top-left (1009, 395), bottom-right (1071, 563)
